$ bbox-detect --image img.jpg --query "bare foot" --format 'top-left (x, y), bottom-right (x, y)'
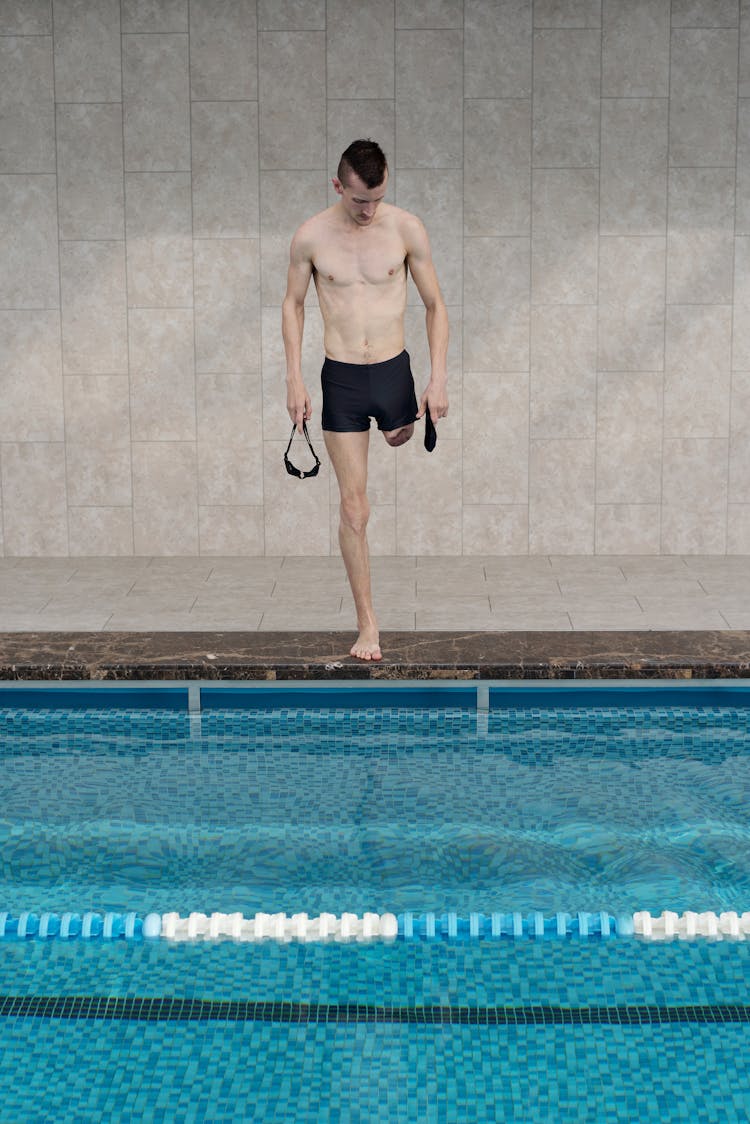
top-left (350, 624), bottom-right (382, 661)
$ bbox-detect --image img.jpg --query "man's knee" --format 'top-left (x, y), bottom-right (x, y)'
top-left (383, 423), bottom-right (414, 447)
top-left (340, 492), bottom-right (370, 535)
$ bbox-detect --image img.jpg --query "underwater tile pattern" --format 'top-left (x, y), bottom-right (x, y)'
top-left (1, 1015), bottom-right (749, 1121)
top-left (0, 942), bottom-right (749, 1121)
top-left (1, 693), bottom-right (750, 1119)
top-left (1, 702), bottom-right (749, 916)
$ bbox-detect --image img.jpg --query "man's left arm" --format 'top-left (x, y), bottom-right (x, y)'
top-left (404, 217), bottom-right (449, 423)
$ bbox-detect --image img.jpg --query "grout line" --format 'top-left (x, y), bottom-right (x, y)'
top-left (186, 0), bottom-right (201, 558)
top-left (50, 0), bottom-right (71, 560)
top-left (119, 1), bottom-right (137, 560)
top-left (324, 0), bottom-right (333, 558)
top-left (526, 6), bottom-right (536, 555)
top-left (255, 0), bottom-right (266, 558)
top-left (112, 167), bottom-right (192, 175)
top-left (391, 0), bottom-right (400, 557)
top-left (57, 234), bottom-right (125, 241)
top-left (459, 0), bottom-right (465, 557)
top-left (593, 12), bottom-right (602, 555)
top-left (727, 20), bottom-right (742, 554)
top-left (658, 23), bottom-right (673, 555)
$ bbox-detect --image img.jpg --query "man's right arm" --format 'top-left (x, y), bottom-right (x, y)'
top-left (282, 229), bottom-right (314, 432)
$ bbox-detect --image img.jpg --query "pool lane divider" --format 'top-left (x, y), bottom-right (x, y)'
top-left (2, 910), bottom-right (750, 943)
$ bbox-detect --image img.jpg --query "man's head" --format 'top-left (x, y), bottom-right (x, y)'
top-left (333, 139), bottom-right (388, 226)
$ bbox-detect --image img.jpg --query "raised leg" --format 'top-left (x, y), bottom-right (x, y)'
top-left (382, 422), bottom-right (414, 447)
top-left (324, 429), bottom-right (382, 661)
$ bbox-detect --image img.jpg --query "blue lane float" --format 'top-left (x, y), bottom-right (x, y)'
top-left (0, 912), bottom-right (154, 942)
top-left (1, 909), bottom-right (749, 944)
top-left (399, 910), bottom-right (631, 941)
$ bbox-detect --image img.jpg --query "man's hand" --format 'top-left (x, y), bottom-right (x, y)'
top-left (417, 379), bottom-right (448, 425)
top-left (287, 382), bottom-right (312, 432)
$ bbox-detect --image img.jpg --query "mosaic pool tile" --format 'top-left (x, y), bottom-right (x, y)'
top-left (1, 694), bottom-right (749, 1119)
top-left (0, 1018), bottom-right (748, 1121)
top-left (1, 703), bottom-right (748, 915)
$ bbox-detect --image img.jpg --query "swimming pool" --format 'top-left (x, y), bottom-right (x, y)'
top-left (0, 680), bottom-right (748, 1121)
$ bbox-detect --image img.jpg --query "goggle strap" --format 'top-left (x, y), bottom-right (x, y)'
top-left (284, 420), bottom-right (321, 479)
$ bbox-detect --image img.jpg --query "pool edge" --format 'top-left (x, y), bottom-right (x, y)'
top-left (1, 629), bottom-right (749, 682)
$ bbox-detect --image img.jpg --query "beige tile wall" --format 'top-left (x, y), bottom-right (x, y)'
top-left (0, 0), bottom-right (748, 555)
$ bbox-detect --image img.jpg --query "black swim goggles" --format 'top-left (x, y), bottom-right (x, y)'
top-left (284, 420), bottom-right (321, 480)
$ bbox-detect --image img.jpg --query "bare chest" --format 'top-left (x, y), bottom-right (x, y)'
top-left (313, 232), bottom-right (407, 290)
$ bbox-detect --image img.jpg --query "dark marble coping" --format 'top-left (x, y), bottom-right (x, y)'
top-left (1, 630), bottom-right (750, 681)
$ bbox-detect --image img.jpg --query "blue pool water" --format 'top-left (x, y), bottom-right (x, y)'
top-left (0, 682), bottom-right (749, 1121)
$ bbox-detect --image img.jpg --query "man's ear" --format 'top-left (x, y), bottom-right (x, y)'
top-left (332, 177), bottom-right (343, 196)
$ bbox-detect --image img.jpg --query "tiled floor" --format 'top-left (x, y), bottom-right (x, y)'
top-left (1, 554), bottom-right (749, 632)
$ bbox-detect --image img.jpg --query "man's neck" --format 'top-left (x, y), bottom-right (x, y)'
top-left (335, 202), bottom-right (384, 232)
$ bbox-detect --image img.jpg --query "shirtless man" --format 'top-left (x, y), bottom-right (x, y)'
top-left (282, 139), bottom-right (449, 661)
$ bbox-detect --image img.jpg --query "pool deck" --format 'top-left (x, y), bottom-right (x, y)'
top-left (1, 555), bottom-right (749, 680)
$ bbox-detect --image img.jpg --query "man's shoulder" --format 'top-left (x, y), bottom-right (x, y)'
top-left (289, 209), bottom-right (330, 262)
top-left (293, 206), bottom-right (336, 245)
top-left (382, 203), bottom-right (423, 236)
top-left (382, 201), bottom-right (412, 219)
top-left (384, 205), bottom-right (427, 251)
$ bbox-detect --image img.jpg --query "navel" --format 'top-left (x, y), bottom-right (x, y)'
top-left (328, 274), bottom-right (334, 281)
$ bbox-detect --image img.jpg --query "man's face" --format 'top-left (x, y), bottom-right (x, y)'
top-left (333, 169), bottom-right (388, 226)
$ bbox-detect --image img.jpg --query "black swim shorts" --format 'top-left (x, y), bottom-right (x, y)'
top-left (321, 350), bottom-right (419, 433)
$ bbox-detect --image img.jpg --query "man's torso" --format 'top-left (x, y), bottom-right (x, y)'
top-left (308, 203), bottom-right (409, 364)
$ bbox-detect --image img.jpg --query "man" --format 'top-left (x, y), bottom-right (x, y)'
top-left (282, 139), bottom-right (449, 661)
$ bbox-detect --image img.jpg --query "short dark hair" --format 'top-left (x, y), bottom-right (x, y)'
top-left (337, 139), bottom-right (388, 189)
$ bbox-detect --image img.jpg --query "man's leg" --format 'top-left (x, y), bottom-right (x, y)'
top-left (382, 423), bottom-right (414, 447)
top-left (324, 429), bottom-right (382, 661)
